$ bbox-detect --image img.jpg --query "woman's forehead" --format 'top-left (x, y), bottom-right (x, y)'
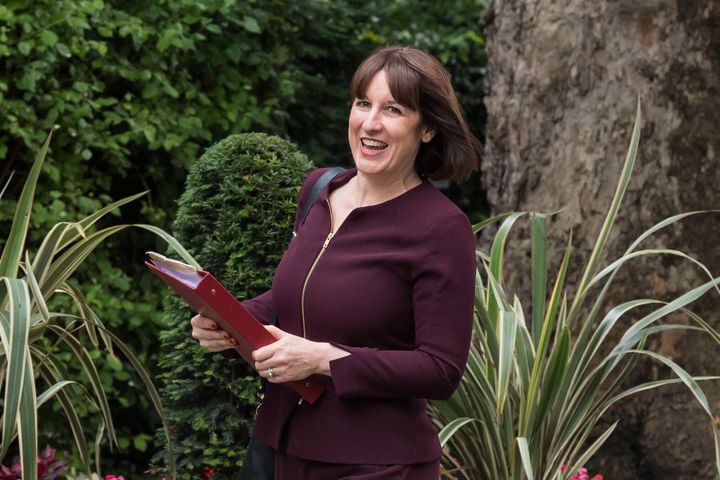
top-left (354, 67), bottom-right (420, 110)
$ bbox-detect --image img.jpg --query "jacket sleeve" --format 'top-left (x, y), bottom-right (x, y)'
top-left (328, 214), bottom-right (476, 401)
top-left (241, 289), bottom-right (275, 325)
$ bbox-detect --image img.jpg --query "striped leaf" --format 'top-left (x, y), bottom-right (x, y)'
top-left (530, 213), bottom-right (548, 346)
top-left (439, 417), bottom-right (477, 448)
top-left (17, 355), bottom-right (37, 480)
top-left (496, 310), bottom-right (518, 414)
top-left (0, 132), bottom-right (52, 278)
top-left (0, 278), bottom-right (31, 459)
top-left (517, 437), bottom-right (534, 480)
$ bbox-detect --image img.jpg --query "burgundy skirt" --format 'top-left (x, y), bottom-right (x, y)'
top-left (274, 449), bottom-right (440, 480)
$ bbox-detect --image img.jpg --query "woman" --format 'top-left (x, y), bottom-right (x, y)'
top-left (191, 45), bottom-right (482, 479)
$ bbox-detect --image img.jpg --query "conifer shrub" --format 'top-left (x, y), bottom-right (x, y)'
top-left (153, 133), bottom-right (313, 479)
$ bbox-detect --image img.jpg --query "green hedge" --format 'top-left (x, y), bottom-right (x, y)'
top-left (153, 133), bottom-right (312, 478)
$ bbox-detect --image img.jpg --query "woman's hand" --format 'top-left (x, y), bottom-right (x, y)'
top-left (190, 314), bottom-right (236, 352)
top-left (252, 325), bottom-right (350, 383)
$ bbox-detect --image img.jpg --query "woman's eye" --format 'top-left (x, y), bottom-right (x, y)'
top-left (355, 99), bottom-right (370, 108)
top-left (387, 106), bottom-right (403, 115)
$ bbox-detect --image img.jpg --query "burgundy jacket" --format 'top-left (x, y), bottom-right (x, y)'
top-left (242, 168), bottom-right (475, 465)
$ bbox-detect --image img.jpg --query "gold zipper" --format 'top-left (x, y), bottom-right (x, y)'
top-left (299, 199), bottom-right (334, 339)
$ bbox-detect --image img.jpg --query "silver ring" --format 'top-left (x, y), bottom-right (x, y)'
top-left (267, 368), bottom-right (274, 379)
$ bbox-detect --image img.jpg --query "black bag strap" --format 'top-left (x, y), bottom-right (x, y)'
top-left (300, 167), bottom-right (345, 225)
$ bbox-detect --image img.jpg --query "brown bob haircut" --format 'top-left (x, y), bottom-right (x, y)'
top-left (350, 45), bottom-right (482, 183)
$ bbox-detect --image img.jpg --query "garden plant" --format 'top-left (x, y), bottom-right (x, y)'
top-left (0, 131), bottom-right (197, 479)
top-left (153, 133), bottom-right (312, 479)
top-left (432, 101), bottom-right (720, 479)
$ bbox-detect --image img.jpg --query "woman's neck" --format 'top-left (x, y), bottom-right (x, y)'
top-left (351, 169), bottom-right (422, 207)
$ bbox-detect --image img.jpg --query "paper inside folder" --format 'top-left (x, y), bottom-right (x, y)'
top-left (146, 251), bottom-right (203, 288)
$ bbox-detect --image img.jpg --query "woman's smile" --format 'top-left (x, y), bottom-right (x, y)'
top-left (360, 137), bottom-right (389, 154)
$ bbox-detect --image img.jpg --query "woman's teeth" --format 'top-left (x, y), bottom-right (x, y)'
top-left (362, 138), bottom-right (388, 150)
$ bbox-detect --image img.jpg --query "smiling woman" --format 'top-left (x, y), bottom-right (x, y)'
top-left (191, 45), bottom-right (483, 480)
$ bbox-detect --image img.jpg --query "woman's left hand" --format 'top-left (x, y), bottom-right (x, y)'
top-left (252, 325), bottom-right (349, 382)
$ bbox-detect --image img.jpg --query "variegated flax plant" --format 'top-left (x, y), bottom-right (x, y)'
top-left (0, 132), bottom-right (195, 479)
top-left (432, 100), bottom-right (720, 480)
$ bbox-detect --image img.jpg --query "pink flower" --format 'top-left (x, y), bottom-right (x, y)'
top-left (561, 463), bottom-right (602, 480)
top-left (105, 476), bottom-right (125, 480)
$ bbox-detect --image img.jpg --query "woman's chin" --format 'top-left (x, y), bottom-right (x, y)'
top-left (354, 157), bottom-right (388, 176)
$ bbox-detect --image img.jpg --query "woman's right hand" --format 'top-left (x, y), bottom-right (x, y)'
top-left (190, 314), bottom-right (236, 352)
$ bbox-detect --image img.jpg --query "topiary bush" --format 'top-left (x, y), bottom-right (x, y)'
top-left (153, 133), bottom-right (313, 479)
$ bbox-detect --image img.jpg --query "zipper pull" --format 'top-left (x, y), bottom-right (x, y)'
top-left (322, 232), bottom-right (334, 249)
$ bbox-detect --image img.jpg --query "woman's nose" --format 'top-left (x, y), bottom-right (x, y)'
top-left (362, 108), bottom-right (383, 132)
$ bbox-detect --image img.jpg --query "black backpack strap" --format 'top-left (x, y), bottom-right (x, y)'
top-left (300, 167), bottom-right (345, 225)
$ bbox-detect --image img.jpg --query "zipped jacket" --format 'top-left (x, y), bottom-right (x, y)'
top-left (243, 167), bottom-right (476, 464)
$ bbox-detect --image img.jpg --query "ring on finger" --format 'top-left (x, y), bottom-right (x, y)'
top-left (268, 367), bottom-right (274, 379)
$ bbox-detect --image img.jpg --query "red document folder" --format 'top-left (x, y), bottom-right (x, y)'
top-left (145, 251), bottom-right (324, 404)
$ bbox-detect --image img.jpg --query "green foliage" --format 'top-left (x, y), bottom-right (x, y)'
top-left (431, 103), bottom-right (720, 479)
top-left (0, 132), bottom-right (196, 479)
top-left (154, 133), bottom-right (312, 479)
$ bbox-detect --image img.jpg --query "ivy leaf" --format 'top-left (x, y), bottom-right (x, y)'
top-left (56, 43), bottom-right (71, 57)
top-left (16, 72), bottom-right (36, 91)
top-left (18, 41), bottom-right (32, 55)
top-left (143, 125), bottom-right (157, 143)
top-left (95, 97), bottom-right (118, 106)
top-left (133, 434), bottom-right (149, 452)
top-left (97, 26), bottom-right (113, 38)
top-left (40, 30), bottom-right (59, 46)
top-left (107, 354), bottom-right (123, 371)
top-left (162, 82), bottom-right (179, 98)
top-left (242, 16), bottom-right (261, 34)
top-left (142, 82), bottom-right (159, 99)
top-left (224, 44), bottom-right (244, 63)
top-left (206, 23), bottom-right (222, 34)
top-left (156, 29), bottom-right (176, 52)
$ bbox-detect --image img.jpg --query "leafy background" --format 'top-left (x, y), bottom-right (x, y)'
top-left (0, 0), bottom-right (486, 475)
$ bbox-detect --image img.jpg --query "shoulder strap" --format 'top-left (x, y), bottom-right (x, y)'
top-left (300, 167), bottom-right (345, 225)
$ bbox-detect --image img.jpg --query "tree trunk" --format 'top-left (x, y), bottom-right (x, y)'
top-left (481, 1), bottom-right (720, 478)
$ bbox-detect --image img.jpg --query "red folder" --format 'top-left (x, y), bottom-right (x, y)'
top-left (145, 251), bottom-right (324, 404)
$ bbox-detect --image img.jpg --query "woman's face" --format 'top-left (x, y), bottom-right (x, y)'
top-left (348, 70), bottom-right (431, 182)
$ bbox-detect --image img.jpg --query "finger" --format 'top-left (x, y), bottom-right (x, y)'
top-left (265, 325), bottom-right (287, 338)
top-left (252, 326), bottom-right (290, 361)
top-left (254, 358), bottom-right (278, 372)
top-left (199, 338), bottom-right (236, 350)
top-left (191, 314), bottom-right (218, 330)
top-left (192, 328), bottom-right (230, 341)
top-left (207, 344), bottom-right (233, 353)
top-left (252, 343), bottom-right (277, 362)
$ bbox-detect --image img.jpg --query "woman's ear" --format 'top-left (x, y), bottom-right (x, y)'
top-left (421, 126), bottom-right (436, 143)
